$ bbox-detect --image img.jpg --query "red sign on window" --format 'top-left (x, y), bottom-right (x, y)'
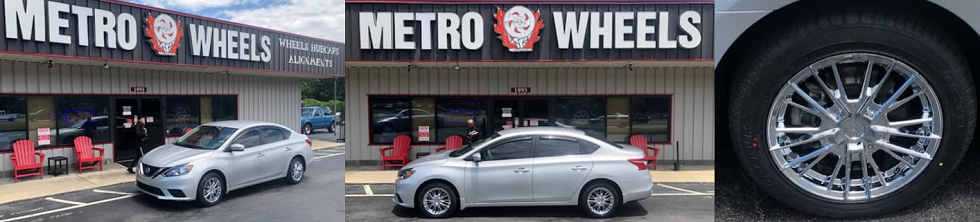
top-left (131, 86), bottom-right (148, 93)
top-left (510, 87), bottom-right (531, 94)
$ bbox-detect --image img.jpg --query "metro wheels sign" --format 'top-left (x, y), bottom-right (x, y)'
top-left (145, 13), bottom-right (184, 56)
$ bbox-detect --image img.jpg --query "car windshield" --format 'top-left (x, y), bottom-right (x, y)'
top-left (449, 133), bottom-right (500, 157)
top-left (175, 126), bottom-right (238, 150)
top-left (586, 133), bottom-right (623, 148)
top-left (301, 108), bottom-right (316, 116)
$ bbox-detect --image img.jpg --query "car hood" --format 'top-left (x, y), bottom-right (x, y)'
top-left (140, 144), bottom-right (213, 167)
top-left (405, 151), bottom-right (451, 168)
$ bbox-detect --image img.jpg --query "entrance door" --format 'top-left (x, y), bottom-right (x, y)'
top-left (490, 99), bottom-right (552, 133)
top-left (113, 98), bottom-right (164, 162)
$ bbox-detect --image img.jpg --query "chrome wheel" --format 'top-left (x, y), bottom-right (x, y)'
top-left (291, 161), bottom-right (304, 181)
top-left (203, 177), bottom-right (222, 203)
top-left (303, 125), bottom-right (312, 134)
top-left (768, 53), bottom-right (943, 202)
top-left (422, 187), bottom-right (451, 216)
top-left (587, 187), bottom-right (614, 215)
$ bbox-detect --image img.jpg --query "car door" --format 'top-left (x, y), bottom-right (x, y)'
top-left (227, 128), bottom-right (265, 187)
top-left (464, 136), bottom-right (534, 203)
top-left (531, 135), bottom-right (595, 202)
top-left (260, 126), bottom-right (292, 178)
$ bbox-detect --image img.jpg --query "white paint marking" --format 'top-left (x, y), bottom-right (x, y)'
top-left (344, 194), bottom-right (395, 197)
top-left (314, 152), bottom-right (344, 160)
top-left (651, 193), bottom-right (714, 196)
top-left (363, 185), bottom-right (374, 196)
top-left (92, 189), bottom-right (137, 195)
top-left (0, 195), bottom-right (134, 222)
top-left (43, 197), bottom-right (85, 206)
top-left (657, 184), bottom-right (706, 195)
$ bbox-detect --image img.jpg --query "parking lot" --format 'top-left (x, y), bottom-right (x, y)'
top-left (715, 140), bottom-right (980, 221)
top-left (0, 147), bottom-right (345, 222)
top-left (345, 182), bottom-right (714, 222)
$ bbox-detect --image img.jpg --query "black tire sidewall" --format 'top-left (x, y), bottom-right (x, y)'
top-left (731, 25), bottom-right (974, 217)
top-left (196, 172), bottom-right (224, 207)
top-left (579, 182), bottom-right (621, 218)
top-left (416, 182), bottom-right (459, 218)
top-left (285, 157), bottom-right (304, 184)
top-left (303, 124), bottom-right (312, 135)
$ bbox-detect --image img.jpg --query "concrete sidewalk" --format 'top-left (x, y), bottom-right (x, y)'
top-left (0, 140), bottom-right (344, 205)
top-left (345, 169), bottom-right (714, 184)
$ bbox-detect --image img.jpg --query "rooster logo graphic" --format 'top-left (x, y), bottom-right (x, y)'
top-left (145, 13), bottom-right (184, 56)
top-left (494, 6), bottom-right (543, 52)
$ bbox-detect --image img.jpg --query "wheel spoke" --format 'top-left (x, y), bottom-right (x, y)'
top-left (770, 128), bottom-right (839, 151)
top-left (843, 152), bottom-right (851, 201)
top-left (866, 151), bottom-right (888, 187)
top-left (881, 91), bottom-right (926, 115)
top-left (827, 157), bottom-right (844, 191)
top-left (888, 117), bottom-right (933, 127)
top-left (874, 139), bottom-right (932, 160)
top-left (781, 142), bottom-right (836, 170)
top-left (870, 125), bottom-right (941, 140)
top-left (789, 83), bottom-right (839, 122)
top-left (831, 64), bottom-right (850, 111)
top-left (861, 151), bottom-right (871, 200)
top-left (873, 74), bottom-right (918, 119)
top-left (775, 127), bottom-right (822, 133)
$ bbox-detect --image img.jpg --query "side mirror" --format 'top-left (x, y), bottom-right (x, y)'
top-left (467, 153), bottom-right (482, 162)
top-left (229, 144), bottom-right (245, 152)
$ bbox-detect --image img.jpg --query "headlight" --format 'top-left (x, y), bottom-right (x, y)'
top-left (162, 164), bottom-right (194, 177)
top-left (397, 168), bottom-right (415, 180)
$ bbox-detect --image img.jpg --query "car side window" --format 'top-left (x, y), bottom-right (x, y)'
top-left (535, 135), bottom-right (582, 157)
top-left (480, 136), bottom-right (533, 161)
top-left (579, 139), bottom-right (600, 154)
top-left (262, 127), bottom-right (286, 144)
top-left (234, 129), bottom-right (263, 148)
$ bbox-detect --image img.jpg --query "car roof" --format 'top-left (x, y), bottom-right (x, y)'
top-left (496, 126), bottom-right (586, 137)
top-left (202, 120), bottom-right (285, 129)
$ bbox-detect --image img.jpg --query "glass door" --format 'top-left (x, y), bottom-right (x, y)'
top-left (490, 99), bottom-right (553, 134)
top-left (113, 97), bottom-right (164, 162)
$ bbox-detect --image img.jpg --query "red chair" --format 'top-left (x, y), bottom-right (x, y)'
top-left (10, 140), bottom-right (44, 182)
top-left (434, 135), bottom-right (464, 153)
top-left (73, 136), bottom-right (104, 174)
top-left (630, 135), bottom-right (660, 170)
top-left (379, 135), bottom-right (411, 170)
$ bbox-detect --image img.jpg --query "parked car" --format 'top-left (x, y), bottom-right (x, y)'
top-left (716, 0), bottom-right (980, 218)
top-left (393, 127), bottom-right (652, 218)
top-left (135, 121), bottom-right (314, 207)
top-left (301, 107), bottom-right (335, 135)
top-left (0, 110), bottom-right (16, 121)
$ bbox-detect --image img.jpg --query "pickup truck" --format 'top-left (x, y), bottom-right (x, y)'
top-left (0, 110), bottom-right (16, 122)
top-left (300, 107), bottom-right (335, 135)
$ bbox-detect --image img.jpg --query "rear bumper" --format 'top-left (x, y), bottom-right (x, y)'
top-left (621, 172), bottom-right (654, 202)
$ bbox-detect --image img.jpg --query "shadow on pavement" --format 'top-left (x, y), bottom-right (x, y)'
top-left (129, 176), bottom-right (308, 211)
top-left (390, 201), bottom-right (648, 219)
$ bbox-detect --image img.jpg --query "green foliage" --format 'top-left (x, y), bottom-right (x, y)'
top-left (325, 100), bottom-right (345, 113)
top-left (302, 98), bottom-right (329, 107)
top-left (301, 78), bottom-right (344, 102)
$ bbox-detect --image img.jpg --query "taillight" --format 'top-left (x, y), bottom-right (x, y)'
top-left (628, 158), bottom-right (647, 170)
top-left (305, 138), bottom-right (312, 147)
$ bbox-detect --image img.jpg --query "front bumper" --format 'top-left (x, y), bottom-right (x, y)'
top-left (393, 177), bottom-right (422, 208)
top-left (135, 168), bottom-right (199, 201)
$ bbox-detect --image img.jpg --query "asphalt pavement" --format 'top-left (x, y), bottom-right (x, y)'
top-left (0, 147), bottom-right (346, 222)
top-left (345, 183), bottom-right (715, 222)
top-left (307, 128), bottom-right (341, 142)
top-left (715, 139), bottom-right (980, 221)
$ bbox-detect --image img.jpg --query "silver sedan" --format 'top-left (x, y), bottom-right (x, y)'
top-left (393, 127), bottom-right (653, 218)
top-left (135, 121), bottom-right (313, 207)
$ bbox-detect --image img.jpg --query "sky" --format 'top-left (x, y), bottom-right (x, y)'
top-left (125, 0), bottom-right (345, 43)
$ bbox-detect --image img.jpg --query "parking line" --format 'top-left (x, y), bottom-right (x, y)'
top-left (363, 185), bottom-right (374, 196)
top-left (92, 189), bottom-right (137, 195)
top-left (314, 153), bottom-right (344, 160)
top-left (657, 184), bottom-right (707, 195)
top-left (651, 193), bottom-right (714, 196)
top-left (43, 197), bottom-right (85, 206)
top-left (1, 195), bottom-right (134, 222)
top-left (345, 194), bottom-right (395, 197)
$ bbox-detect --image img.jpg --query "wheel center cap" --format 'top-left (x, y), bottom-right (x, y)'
top-left (840, 117), bottom-right (870, 140)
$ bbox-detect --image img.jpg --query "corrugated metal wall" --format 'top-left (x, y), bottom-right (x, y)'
top-left (345, 66), bottom-right (714, 165)
top-left (0, 60), bottom-right (302, 175)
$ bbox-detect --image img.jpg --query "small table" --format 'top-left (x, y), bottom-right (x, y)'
top-left (48, 156), bottom-right (69, 176)
top-left (416, 152), bottom-right (431, 159)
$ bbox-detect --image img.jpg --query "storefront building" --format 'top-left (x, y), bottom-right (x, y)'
top-left (345, 0), bottom-right (713, 166)
top-left (0, 0), bottom-right (343, 176)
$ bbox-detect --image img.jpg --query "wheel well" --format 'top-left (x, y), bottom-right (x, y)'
top-left (204, 169), bottom-right (227, 194)
top-left (580, 178), bottom-right (622, 200)
top-left (415, 179), bottom-right (460, 203)
top-left (292, 155), bottom-right (306, 166)
top-left (715, 0), bottom-right (980, 153)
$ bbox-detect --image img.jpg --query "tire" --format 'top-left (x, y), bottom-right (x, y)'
top-left (285, 157), bottom-right (305, 184)
top-left (195, 172), bottom-right (225, 207)
top-left (415, 182), bottom-right (458, 218)
top-left (302, 123), bottom-right (313, 135)
top-left (327, 121), bottom-right (336, 133)
top-left (729, 3), bottom-right (975, 218)
top-left (579, 182), bottom-right (621, 218)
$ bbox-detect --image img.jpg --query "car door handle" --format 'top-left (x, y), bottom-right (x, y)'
top-left (257, 153), bottom-right (265, 158)
top-left (285, 147), bottom-right (292, 151)
top-left (514, 168), bottom-right (530, 174)
top-left (572, 166), bottom-right (588, 171)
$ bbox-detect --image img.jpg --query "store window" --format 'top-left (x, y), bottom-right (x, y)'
top-left (557, 97), bottom-right (606, 139)
top-left (370, 97), bottom-right (411, 143)
top-left (0, 96), bottom-right (27, 151)
top-left (201, 97), bottom-right (214, 124)
top-left (212, 96), bottom-right (238, 122)
top-left (410, 97), bottom-right (436, 143)
top-left (631, 97), bottom-right (671, 143)
top-left (435, 98), bottom-right (487, 142)
top-left (166, 97), bottom-right (201, 137)
top-left (606, 97), bottom-right (631, 142)
top-left (57, 97), bottom-right (110, 145)
top-left (27, 96), bottom-right (57, 147)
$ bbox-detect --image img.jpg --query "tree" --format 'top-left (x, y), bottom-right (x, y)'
top-left (301, 77), bottom-right (345, 102)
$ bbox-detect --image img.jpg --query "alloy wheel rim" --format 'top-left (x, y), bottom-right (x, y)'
top-left (203, 177), bottom-right (222, 203)
top-left (422, 188), bottom-right (451, 215)
top-left (767, 53), bottom-right (943, 202)
top-left (587, 187), bottom-right (614, 215)
top-left (292, 161), bottom-right (304, 181)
